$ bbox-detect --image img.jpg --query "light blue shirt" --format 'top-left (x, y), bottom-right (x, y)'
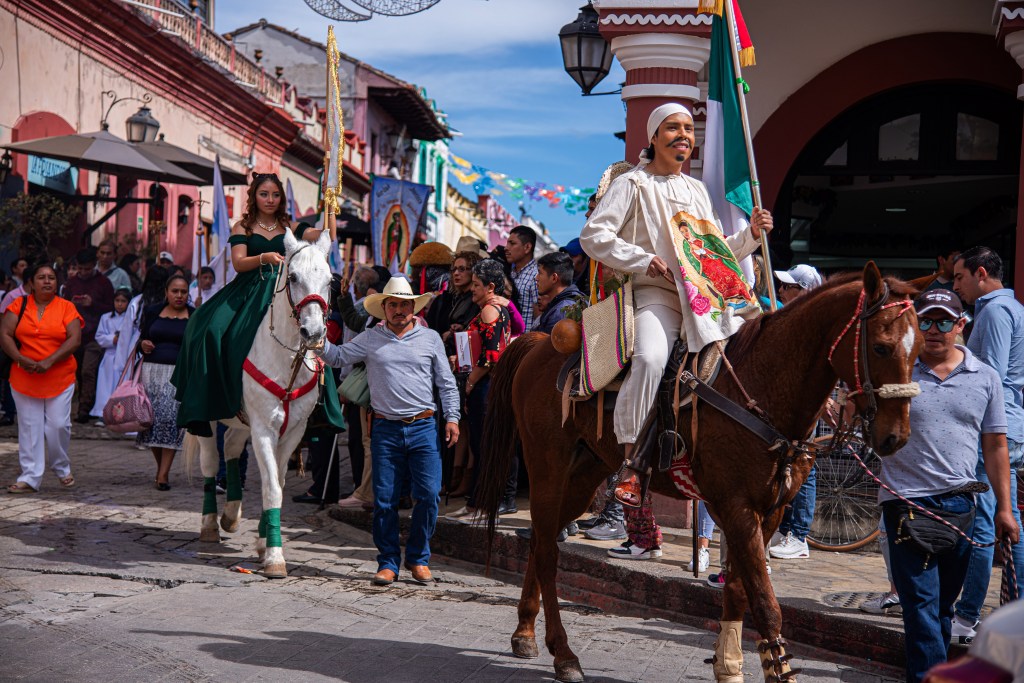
top-left (319, 323), bottom-right (460, 423)
top-left (968, 288), bottom-right (1024, 442)
top-left (879, 346), bottom-right (1006, 502)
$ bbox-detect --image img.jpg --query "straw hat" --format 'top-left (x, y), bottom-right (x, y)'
top-left (455, 235), bottom-right (490, 259)
top-left (409, 241), bottom-right (455, 267)
top-left (595, 161), bottom-right (633, 204)
top-left (363, 276), bottom-right (433, 320)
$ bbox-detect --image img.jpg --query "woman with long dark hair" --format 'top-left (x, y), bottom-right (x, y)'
top-left (171, 172), bottom-right (345, 436)
top-left (137, 274), bottom-right (193, 489)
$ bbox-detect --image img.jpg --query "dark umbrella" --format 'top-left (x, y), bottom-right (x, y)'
top-left (135, 138), bottom-right (249, 186)
top-left (2, 129), bottom-right (205, 185)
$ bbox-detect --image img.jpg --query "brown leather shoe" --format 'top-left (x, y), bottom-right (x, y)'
top-left (372, 568), bottom-right (397, 586)
top-left (404, 564), bottom-right (432, 584)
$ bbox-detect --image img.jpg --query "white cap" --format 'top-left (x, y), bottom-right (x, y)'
top-left (774, 264), bottom-right (822, 290)
top-left (158, 251), bottom-right (174, 263)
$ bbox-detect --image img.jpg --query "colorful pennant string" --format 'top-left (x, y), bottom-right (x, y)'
top-left (448, 152), bottom-right (596, 215)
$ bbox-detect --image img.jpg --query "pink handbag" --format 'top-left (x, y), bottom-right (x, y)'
top-left (103, 355), bottom-right (154, 433)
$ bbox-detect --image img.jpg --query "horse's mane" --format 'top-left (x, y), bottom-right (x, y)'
top-left (727, 271), bottom-right (919, 362)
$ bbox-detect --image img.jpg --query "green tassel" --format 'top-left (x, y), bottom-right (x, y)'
top-left (258, 509), bottom-right (268, 539)
top-left (264, 508), bottom-right (282, 548)
top-left (225, 458), bottom-right (243, 501)
top-left (202, 477), bottom-right (218, 515)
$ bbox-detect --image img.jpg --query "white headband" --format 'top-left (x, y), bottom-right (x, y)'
top-left (639, 103), bottom-right (693, 165)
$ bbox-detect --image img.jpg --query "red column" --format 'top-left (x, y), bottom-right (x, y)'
top-left (998, 2), bottom-right (1024, 300)
top-left (597, 5), bottom-right (711, 162)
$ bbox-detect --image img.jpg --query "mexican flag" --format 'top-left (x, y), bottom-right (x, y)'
top-left (701, 0), bottom-right (756, 283)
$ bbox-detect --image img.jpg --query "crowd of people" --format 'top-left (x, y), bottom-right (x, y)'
top-left (1, 102), bottom-right (1022, 681)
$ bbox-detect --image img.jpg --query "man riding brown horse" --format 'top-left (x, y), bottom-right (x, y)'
top-left (579, 102), bottom-right (773, 507)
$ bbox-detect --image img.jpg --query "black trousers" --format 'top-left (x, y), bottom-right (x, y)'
top-left (306, 427), bottom-right (342, 503)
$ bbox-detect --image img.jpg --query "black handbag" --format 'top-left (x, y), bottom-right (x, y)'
top-left (891, 502), bottom-right (975, 558)
top-left (0, 296), bottom-right (29, 381)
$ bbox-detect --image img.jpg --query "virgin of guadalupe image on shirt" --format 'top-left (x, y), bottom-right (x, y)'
top-left (381, 205), bottom-right (410, 268)
top-left (671, 211), bottom-right (758, 318)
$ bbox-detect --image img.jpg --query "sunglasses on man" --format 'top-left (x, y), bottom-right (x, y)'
top-left (918, 318), bottom-right (957, 333)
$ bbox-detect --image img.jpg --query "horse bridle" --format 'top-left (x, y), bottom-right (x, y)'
top-left (826, 283), bottom-right (920, 425)
top-left (268, 242), bottom-right (330, 358)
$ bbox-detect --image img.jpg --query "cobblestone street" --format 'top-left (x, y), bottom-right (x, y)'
top-left (0, 436), bottom-right (900, 682)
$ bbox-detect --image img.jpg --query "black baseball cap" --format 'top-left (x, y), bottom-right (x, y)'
top-left (914, 289), bottom-right (963, 318)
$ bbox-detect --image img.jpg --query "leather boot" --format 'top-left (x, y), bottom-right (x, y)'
top-left (757, 637), bottom-right (797, 682)
top-left (712, 620), bottom-right (744, 682)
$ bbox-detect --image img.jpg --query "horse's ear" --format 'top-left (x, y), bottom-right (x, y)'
top-left (316, 228), bottom-right (332, 257)
top-left (282, 227), bottom-right (299, 254)
top-left (905, 273), bottom-right (937, 296)
top-left (862, 261), bottom-right (884, 301)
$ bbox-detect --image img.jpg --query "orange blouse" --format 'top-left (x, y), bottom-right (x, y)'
top-left (6, 296), bottom-right (83, 398)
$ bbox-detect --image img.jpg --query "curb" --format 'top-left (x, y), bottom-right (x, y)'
top-left (328, 507), bottom-right (905, 673)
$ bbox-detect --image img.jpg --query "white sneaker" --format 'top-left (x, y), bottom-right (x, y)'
top-left (769, 532), bottom-right (809, 559)
top-left (607, 540), bottom-right (662, 560)
top-left (859, 592), bottom-right (901, 616)
top-left (768, 530), bottom-right (784, 548)
top-left (687, 547), bottom-right (711, 572)
top-left (456, 510), bottom-right (487, 526)
top-left (950, 615), bottom-right (979, 646)
top-left (445, 505), bottom-right (473, 520)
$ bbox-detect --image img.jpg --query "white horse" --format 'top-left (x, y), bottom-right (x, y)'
top-left (187, 229), bottom-right (334, 578)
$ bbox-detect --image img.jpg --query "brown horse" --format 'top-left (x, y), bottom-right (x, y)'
top-left (476, 263), bottom-right (926, 683)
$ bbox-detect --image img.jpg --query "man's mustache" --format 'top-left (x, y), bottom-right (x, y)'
top-left (665, 137), bottom-right (690, 147)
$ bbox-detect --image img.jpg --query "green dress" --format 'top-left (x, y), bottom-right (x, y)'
top-left (172, 229), bottom-right (345, 437)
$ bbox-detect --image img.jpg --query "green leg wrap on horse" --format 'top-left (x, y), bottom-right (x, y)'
top-left (264, 508), bottom-right (282, 548)
top-left (258, 509), bottom-right (268, 539)
top-left (225, 459), bottom-right (243, 501)
top-left (203, 477), bottom-right (218, 515)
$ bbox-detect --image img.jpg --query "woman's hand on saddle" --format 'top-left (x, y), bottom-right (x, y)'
top-left (140, 340), bottom-right (155, 354)
top-left (750, 208), bottom-right (773, 240)
top-left (646, 256), bottom-right (674, 284)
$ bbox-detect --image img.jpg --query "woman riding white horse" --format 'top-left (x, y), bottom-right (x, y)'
top-left (172, 172), bottom-right (344, 577)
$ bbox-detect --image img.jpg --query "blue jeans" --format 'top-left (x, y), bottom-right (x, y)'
top-left (697, 501), bottom-right (716, 540)
top-left (884, 493), bottom-right (975, 683)
top-left (370, 417), bottom-right (442, 574)
top-left (779, 464), bottom-right (816, 541)
top-left (955, 439), bottom-right (1024, 623)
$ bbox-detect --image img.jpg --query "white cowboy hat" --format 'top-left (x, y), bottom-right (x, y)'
top-left (364, 276), bottom-right (433, 320)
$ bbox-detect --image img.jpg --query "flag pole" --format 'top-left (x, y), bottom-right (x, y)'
top-left (722, 0), bottom-right (778, 312)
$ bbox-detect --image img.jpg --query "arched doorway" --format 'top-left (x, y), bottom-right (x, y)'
top-left (773, 82), bottom-right (1020, 280)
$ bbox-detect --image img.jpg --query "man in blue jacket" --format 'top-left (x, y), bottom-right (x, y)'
top-left (951, 246), bottom-right (1024, 643)
top-left (533, 251), bottom-right (587, 335)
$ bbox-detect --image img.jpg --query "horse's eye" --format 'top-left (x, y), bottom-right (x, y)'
top-left (288, 274), bottom-right (297, 283)
top-left (873, 344), bottom-right (889, 357)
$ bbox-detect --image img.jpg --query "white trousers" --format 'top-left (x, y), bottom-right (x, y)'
top-left (12, 384), bottom-right (74, 490)
top-left (614, 303), bottom-right (683, 445)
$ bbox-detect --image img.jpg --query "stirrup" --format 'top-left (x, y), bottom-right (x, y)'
top-left (612, 464), bottom-right (650, 508)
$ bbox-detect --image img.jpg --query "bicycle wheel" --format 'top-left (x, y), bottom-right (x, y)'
top-left (806, 436), bottom-right (882, 552)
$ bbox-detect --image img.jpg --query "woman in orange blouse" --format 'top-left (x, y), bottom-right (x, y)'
top-left (0, 263), bottom-right (83, 493)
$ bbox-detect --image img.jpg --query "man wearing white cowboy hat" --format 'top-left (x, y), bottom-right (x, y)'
top-left (316, 276), bottom-right (460, 587)
top-left (580, 102), bottom-right (774, 505)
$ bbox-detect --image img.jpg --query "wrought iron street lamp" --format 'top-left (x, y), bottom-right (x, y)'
top-left (559, 3), bottom-right (613, 96)
top-left (126, 106), bottom-right (161, 144)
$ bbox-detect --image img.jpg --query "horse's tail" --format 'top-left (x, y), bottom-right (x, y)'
top-left (477, 332), bottom-right (547, 572)
top-left (183, 432), bottom-right (201, 485)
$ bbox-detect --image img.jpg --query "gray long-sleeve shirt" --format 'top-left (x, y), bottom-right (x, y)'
top-left (319, 323), bottom-right (460, 423)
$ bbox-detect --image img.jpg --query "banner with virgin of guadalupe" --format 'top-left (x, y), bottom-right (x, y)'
top-left (369, 177), bottom-right (433, 271)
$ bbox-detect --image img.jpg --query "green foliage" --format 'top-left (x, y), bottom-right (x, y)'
top-left (0, 192), bottom-right (81, 260)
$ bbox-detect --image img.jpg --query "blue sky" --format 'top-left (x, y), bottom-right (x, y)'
top-left (216, 0), bottom-right (627, 245)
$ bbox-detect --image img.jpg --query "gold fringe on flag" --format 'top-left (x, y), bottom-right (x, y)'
top-left (698, 0), bottom-right (723, 15)
top-left (739, 45), bottom-right (755, 67)
top-left (323, 26), bottom-right (345, 216)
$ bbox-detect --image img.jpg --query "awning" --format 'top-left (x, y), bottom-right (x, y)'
top-left (2, 130), bottom-right (205, 185)
top-left (368, 86), bottom-right (449, 141)
top-left (135, 138), bottom-right (249, 185)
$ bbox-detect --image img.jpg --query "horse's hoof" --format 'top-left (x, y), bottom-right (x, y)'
top-left (199, 528), bottom-right (220, 543)
top-left (264, 562), bottom-right (287, 579)
top-left (511, 635), bottom-right (539, 659)
top-left (554, 658), bottom-right (585, 683)
top-left (220, 515), bottom-right (240, 533)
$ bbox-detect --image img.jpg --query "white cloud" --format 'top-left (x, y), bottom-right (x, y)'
top-left (218, 0), bottom-right (587, 60)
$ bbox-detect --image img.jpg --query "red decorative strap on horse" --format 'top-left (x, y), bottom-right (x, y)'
top-left (294, 293), bottom-right (328, 315)
top-left (243, 358), bottom-right (323, 436)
